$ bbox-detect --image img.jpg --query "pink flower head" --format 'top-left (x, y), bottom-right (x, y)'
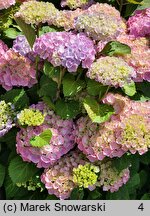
top-left (0, 49), bottom-right (37, 90)
top-left (16, 103), bottom-right (76, 168)
top-left (0, 0), bottom-right (15, 10)
top-left (127, 8), bottom-right (150, 38)
top-left (41, 150), bottom-right (85, 199)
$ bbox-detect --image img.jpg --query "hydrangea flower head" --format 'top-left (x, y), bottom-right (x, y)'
top-left (15, 0), bottom-right (58, 25)
top-left (73, 163), bottom-right (99, 189)
top-left (17, 108), bottom-right (45, 126)
top-left (16, 103), bottom-right (76, 168)
top-left (12, 35), bottom-right (32, 58)
top-left (41, 150), bottom-right (85, 199)
top-left (0, 40), bottom-right (8, 57)
top-left (0, 49), bottom-right (37, 90)
top-left (0, 101), bottom-right (15, 137)
top-left (98, 161), bottom-right (130, 192)
top-left (127, 8), bottom-right (150, 38)
top-left (61, 0), bottom-right (92, 9)
top-left (33, 32), bottom-right (96, 72)
top-left (74, 3), bottom-right (126, 41)
top-left (87, 56), bottom-right (136, 87)
top-left (0, 0), bottom-right (15, 10)
top-left (117, 35), bottom-right (150, 82)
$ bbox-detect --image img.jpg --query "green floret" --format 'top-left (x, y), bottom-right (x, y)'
top-left (73, 163), bottom-right (99, 188)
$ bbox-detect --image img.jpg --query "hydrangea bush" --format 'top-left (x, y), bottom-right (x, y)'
top-left (0, 0), bottom-right (150, 200)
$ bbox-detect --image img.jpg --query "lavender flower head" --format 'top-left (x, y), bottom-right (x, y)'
top-left (16, 102), bottom-right (76, 168)
top-left (33, 32), bottom-right (96, 72)
top-left (12, 35), bottom-right (33, 58)
top-left (0, 101), bottom-right (15, 137)
top-left (127, 8), bottom-right (150, 38)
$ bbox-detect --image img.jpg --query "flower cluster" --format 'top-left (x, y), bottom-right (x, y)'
top-left (16, 102), bottom-right (76, 168)
top-left (76, 94), bottom-right (150, 161)
top-left (0, 49), bottom-right (37, 90)
top-left (98, 161), bottom-right (130, 192)
top-left (73, 163), bottom-right (99, 189)
top-left (15, 0), bottom-right (59, 25)
top-left (61, 0), bottom-right (91, 9)
top-left (17, 108), bottom-right (45, 126)
top-left (0, 101), bottom-right (15, 137)
top-left (41, 150), bottom-right (85, 199)
top-left (0, 40), bottom-right (8, 57)
top-left (0, 0), bottom-right (15, 10)
top-left (16, 176), bottom-right (44, 192)
top-left (117, 35), bottom-right (150, 82)
top-left (12, 35), bottom-right (33, 59)
top-left (127, 8), bottom-right (150, 38)
top-left (74, 3), bottom-right (126, 41)
top-left (33, 32), bottom-right (96, 72)
top-left (87, 56), bottom-right (136, 87)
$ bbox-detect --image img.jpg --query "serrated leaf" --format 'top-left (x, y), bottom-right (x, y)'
top-left (0, 164), bottom-right (5, 187)
top-left (38, 75), bottom-right (58, 99)
top-left (83, 97), bottom-right (114, 123)
top-left (87, 79), bottom-right (108, 97)
top-left (15, 17), bottom-right (36, 48)
top-left (101, 41), bottom-right (131, 56)
top-left (123, 81), bottom-right (136, 96)
top-left (43, 61), bottom-right (60, 82)
top-left (30, 129), bottom-right (52, 148)
top-left (63, 74), bottom-right (85, 97)
top-left (8, 156), bottom-right (38, 184)
top-left (55, 100), bottom-right (80, 119)
top-left (1, 89), bottom-right (29, 110)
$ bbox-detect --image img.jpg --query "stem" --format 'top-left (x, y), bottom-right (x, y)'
top-left (56, 67), bottom-right (66, 99)
top-left (119, 0), bottom-right (123, 13)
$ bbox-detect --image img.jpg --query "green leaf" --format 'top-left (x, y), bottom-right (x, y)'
top-left (39, 26), bottom-right (60, 36)
top-left (101, 41), bottom-right (131, 56)
top-left (43, 61), bottom-right (60, 82)
top-left (141, 193), bottom-right (150, 200)
top-left (4, 176), bottom-right (22, 199)
top-left (30, 129), bottom-right (52, 148)
top-left (87, 79), bottom-right (108, 97)
top-left (139, 170), bottom-right (148, 188)
top-left (126, 173), bottom-right (140, 191)
top-left (122, 81), bottom-right (136, 96)
top-left (136, 82), bottom-right (150, 98)
top-left (4, 28), bottom-right (21, 39)
top-left (70, 188), bottom-right (84, 200)
top-left (1, 89), bottom-right (29, 110)
top-left (8, 156), bottom-right (38, 184)
top-left (63, 74), bottom-right (86, 97)
top-left (15, 17), bottom-right (36, 48)
top-left (42, 96), bottom-right (55, 111)
top-left (140, 151), bottom-right (150, 165)
top-left (127, 0), bottom-right (143, 4)
top-left (106, 186), bottom-right (130, 200)
top-left (55, 99), bottom-right (80, 119)
top-left (0, 164), bottom-right (5, 187)
top-left (38, 75), bottom-right (58, 100)
top-left (87, 189), bottom-right (102, 200)
top-left (137, 0), bottom-right (150, 9)
top-left (112, 154), bottom-right (132, 172)
top-left (83, 97), bottom-right (114, 123)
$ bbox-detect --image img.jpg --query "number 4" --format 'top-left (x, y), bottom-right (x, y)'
top-left (138, 203), bottom-right (144, 211)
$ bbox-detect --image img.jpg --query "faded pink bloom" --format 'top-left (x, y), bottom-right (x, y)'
top-left (0, 0), bottom-right (15, 10)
